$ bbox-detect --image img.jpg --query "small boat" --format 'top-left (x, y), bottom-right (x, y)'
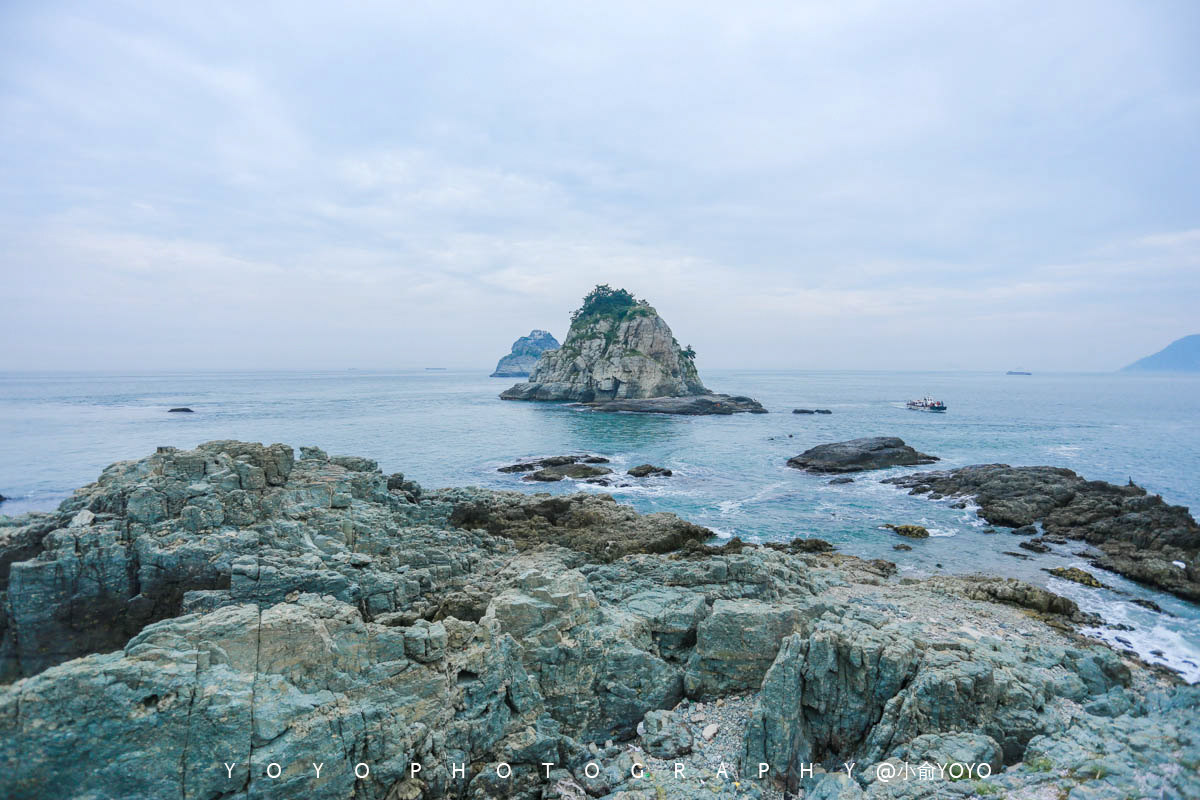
top-left (907, 396), bottom-right (947, 412)
top-left (1006, 369), bottom-right (1032, 375)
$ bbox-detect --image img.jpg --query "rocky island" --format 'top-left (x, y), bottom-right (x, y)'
top-left (491, 330), bottom-right (561, 378)
top-left (500, 286), bottom-right (765, 414)
top-left (0, 441), bottom-right (1197, 800)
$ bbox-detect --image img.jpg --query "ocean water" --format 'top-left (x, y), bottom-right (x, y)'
top-left (2, 368), bottom-right (1198, 681)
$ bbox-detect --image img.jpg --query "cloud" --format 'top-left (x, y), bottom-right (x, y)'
top-left (1, 0), bottom-right (1198, 371)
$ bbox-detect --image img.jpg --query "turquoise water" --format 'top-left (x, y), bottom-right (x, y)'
top-left (1, 369), bottom-right (1198, 680)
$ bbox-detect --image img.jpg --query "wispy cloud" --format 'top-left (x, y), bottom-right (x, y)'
top-left (1, 0), bottom-right (1198, 370)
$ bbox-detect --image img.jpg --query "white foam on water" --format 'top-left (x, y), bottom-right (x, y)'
top-left (1049, 567), bottom-right (1200, 685)
top-left (1081, 623), bottom-right (1200, 684)
top-left (707, 526), bottom-right (735, 540)
top-left (716, 482), bottom-right (786, 515)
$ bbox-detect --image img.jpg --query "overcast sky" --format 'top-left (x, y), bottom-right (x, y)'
top-left (2, 1), bottom-right (1198, 371)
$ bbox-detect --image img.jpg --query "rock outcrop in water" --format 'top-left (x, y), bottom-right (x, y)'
top-left (787, 437), bottom-right (938, 473)
top-left (885, 464), bottom-right (1200, 601)
top-left (0, 442), bottom-right (1196, 800)
top-left (500, 285), bottom-right (764, 414)
top-left (491, 329), bottom-right (560, 377)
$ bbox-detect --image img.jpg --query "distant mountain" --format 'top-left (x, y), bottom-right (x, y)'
top-left (1122, 334), bottom-right (1200, 372)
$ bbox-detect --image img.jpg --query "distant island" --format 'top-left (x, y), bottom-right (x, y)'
top-left (500, 285), bottom-right (765, 414)
top-left (1122, 334), bottom-right (1200, 372)
top-left (490, 329), bottom-right (560, 377)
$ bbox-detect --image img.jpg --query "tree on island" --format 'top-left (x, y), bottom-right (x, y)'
top-left (570, 284), bottom-right (640, 323)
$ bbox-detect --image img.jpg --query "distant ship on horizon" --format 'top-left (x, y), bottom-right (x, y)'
top-left (1006, 369), bottom-right (1032, 375)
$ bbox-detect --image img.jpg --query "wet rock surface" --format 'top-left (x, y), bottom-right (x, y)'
top-left (886, 464), bottom-right (1200, 600)
top-left (0, 441), bottom-right (1195, 800)
top-left (627, 464), bottom-right (672, 478)
top-left (499, 455), bottom-right (610, 473)
top-left (788, 437), bottom-right (938, 473)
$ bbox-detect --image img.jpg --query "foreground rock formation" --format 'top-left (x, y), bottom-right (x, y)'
top-left (501, 285), bottom-right (764, 414)
top-left (787, 437), bottom-right (938, 473)
top-left (886, 464), bottom-right (1200, 601)
top-left (491, 330), bottom-right (561, 377)
top-left (0, 442), bottom-right (1196, 800)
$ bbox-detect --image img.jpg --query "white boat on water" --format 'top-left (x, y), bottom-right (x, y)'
top-left (907, 396), bottom-right (947, 412)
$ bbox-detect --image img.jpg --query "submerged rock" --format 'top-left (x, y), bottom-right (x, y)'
top-left (793, 408), bottom-right (832, 414)
top-left (490, 329), bottom-right (560, 377)
top-left (166, 407), bottom-right (193, 413)
top-left (501, 285), bottom-right (764, 414)
top-left (787, 436), bottom-right (938, 473)
top-left (885, 464), bottom-right (1200, 600)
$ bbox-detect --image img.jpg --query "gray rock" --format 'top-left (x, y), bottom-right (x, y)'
top-left (885, 464), bottom-right (1200, 600)
top-left (806, 774), bottom-right (865, 800)
top-left (627, 464), bottom-right (672, 478)
top-left (641, 709), bottom-right (693, 758)
top-left (787, 437), bottom-right (938, 474)
top-left (523, 463), bottom-right (613, 482)
top-left (745, 608), bottom-right (1129, 791)
top-left (684, 599), bottom-right (802, 697)
top-left (491, 329), bottom-right (560, 377)
top-left (445, 490), bottom-right (711, 561)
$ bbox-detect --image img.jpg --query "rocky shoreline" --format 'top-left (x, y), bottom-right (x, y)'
top-left (885, 464), bottom-right (1200, 601)
top-left (0, 441), bottom-right (1197, 799)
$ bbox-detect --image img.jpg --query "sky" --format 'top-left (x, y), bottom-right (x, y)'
top-left (2, 1), bottom-right (1198, 372)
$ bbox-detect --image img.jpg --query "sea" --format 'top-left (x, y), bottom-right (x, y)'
top-left (2, 368), bottom-right (1198, 682)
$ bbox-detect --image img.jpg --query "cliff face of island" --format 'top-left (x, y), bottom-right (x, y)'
top-left (1122, 333), bottom-right (1200, 372)
top-left (490, 329), bottom-right (560, 377)
top-left (0, 441), bottom-right (1196, 800)
top-left (502, 286), bottom-right (706, 401)
top-left (501, 286), bottom-right (764, 414)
